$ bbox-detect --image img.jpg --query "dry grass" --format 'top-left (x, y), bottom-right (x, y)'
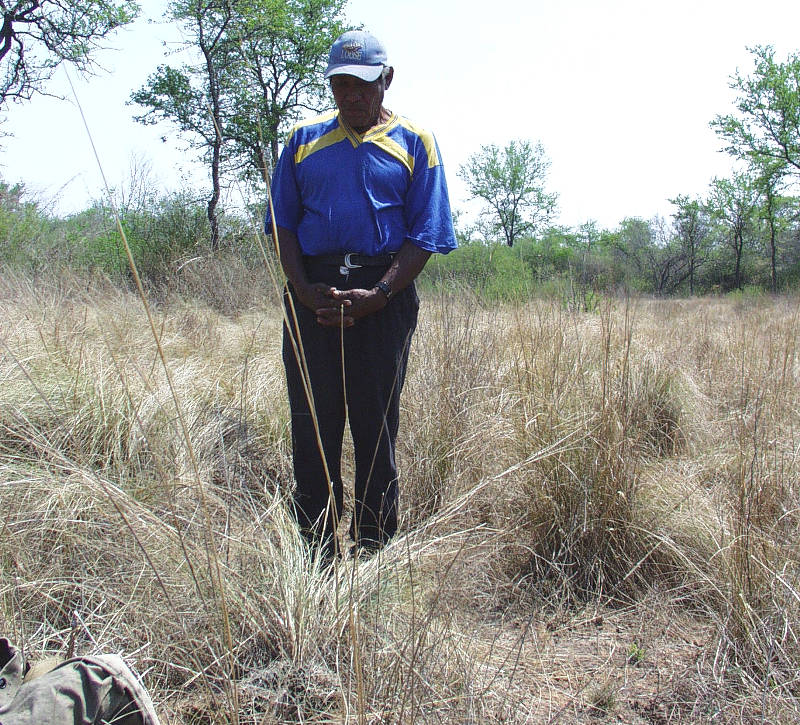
top-left (1, 267), bottom-right (799, 723)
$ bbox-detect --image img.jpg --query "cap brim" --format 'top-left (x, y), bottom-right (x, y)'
top-left (324, 64), bottom-right (384, 82)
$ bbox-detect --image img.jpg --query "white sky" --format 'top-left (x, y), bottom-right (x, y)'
top-left (1, 0), bottom-right (799, 230)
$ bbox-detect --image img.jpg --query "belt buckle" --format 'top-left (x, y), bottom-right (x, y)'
top-left (339, 252), bottom-right (362, 276)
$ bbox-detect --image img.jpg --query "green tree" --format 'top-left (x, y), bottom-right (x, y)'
top-left (710, 45), bottom-right (800, 292)
top-left (514, 226), bottom-right (577, 281)
top-left (711, 45), bottom-right (800, 178)
top-left (707, 173), bottom-right (759, 291)
top-left (670, 195), bottom-right (709, 295)
top-left (576, 220), bottom-right (600, 284)
top-left (224, 0), bottom-right (348, 180)
top-left (614, 217), bottom-right (661, 292)
top-left (131, 0), bottom-right (236, 250)
top-left (751, 165), bottom-right (796, 293)
top-left (757, 166), bottom-right (782, 293)
top-left (459, 139), bottom-right (558, 247)
top-left (0, 179), bottom-right (53, 267)
top-left (0, 0), bottom-right (138, 106)
top-left (649, 216), bottom-right (694, 295)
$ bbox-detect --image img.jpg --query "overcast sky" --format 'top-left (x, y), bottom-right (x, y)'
top-left (2, 0), bottom-right (799, 230)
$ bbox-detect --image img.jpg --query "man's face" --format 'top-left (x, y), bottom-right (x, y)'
top-left (330, 69), bottom-right (393, 132)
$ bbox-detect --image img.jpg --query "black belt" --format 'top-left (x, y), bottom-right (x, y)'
top-left (304, 253), bottom-right (395, 269)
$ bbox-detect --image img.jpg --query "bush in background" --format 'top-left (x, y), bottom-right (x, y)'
top-left (0, 181), bottom-right (57, 269)
top-left (0, 179), bottom-right (278, 309)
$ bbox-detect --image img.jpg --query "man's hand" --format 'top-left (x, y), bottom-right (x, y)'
top-left (314, 286), bottom-right (385, 328)
top-left (276, 227), bottom-right (358, 327)
top-left (294, 281), bottom-right (337, 312)
top-left (293, 281), bottom-right (386, 328)
top-left (292, 281), bottom-right (350, 326)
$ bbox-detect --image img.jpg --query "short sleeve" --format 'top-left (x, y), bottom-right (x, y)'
top-left (403, 134), bottom-right (458, 254)
top-left (265, 137), bottom-right (302, 235)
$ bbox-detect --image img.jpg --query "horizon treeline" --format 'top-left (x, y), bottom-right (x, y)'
top-left (1, 176), bottom-right (798, 304)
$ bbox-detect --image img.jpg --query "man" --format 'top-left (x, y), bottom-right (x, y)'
top-left (267, 30), bottom-right (457, 558)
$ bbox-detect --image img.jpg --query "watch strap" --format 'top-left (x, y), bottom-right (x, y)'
top-left (374, 280), bottom-right (392, 300)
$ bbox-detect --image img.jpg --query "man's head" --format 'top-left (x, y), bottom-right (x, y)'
top-left (326, 31), bottom-right (393, 132)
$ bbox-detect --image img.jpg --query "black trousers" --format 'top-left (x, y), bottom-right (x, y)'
top-left (282, 259), bottom-right (419, 555)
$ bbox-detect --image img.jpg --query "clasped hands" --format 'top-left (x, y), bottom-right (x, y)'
top-left (297, 281), bottom-right (386, 327)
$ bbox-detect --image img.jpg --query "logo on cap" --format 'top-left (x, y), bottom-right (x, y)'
top-left (341, 41), bottom-right (363, 61)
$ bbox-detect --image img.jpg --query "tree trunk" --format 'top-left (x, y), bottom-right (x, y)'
top-left (202, 34), bottom-right (224, 252)
top-left (208, 141), bottom-right (221, 252)
top-left (770, 221), bottom-right (777, 293)
top-left (766, 189), bottom-right (778, 293)
top-left (270, 133), bottom-right (280, 171)
top-left (734, 228), bottom-right (743, 290)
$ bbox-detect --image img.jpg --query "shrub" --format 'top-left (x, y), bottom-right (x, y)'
top-left (0, 181), bottom-right (56, 270)
top-left (420, 241), bottom-right (532, 302)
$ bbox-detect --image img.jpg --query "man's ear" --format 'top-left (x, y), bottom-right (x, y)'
top-left (384, 66), bottom-right (394, 89)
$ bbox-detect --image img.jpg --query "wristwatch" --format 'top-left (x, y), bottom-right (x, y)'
top-left (374, 280), bottom-right (393, 300)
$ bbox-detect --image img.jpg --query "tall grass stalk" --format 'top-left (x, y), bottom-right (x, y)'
top-left (67, 73), bottom-right (242, 721)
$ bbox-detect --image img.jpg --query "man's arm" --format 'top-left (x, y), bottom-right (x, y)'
top-left (378, 240), bottom-right (433, 297)
top-left (324, 240), bottom-right (431, 327)
top-left (275, 225), bottom-right (344, 323)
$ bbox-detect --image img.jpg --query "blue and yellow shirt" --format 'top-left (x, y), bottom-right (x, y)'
top-left (267, 110), bottom-right (457, 256)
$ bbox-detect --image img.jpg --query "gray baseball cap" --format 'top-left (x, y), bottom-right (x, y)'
top-left (324, 31), bottom-right (388, 82)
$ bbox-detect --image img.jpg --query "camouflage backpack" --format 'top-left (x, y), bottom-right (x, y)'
top-left (0, 638), bottom-right (160, 725)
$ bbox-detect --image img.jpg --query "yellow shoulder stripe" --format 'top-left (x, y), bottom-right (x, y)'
top-left (397, 118), bottom-right (440, 168)
top-left (370, 135), bottom-right (415, 175)
top-left (288, 111), bottom-right (338, 137)
top-left (294, 126), bottom-right (350, 164)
